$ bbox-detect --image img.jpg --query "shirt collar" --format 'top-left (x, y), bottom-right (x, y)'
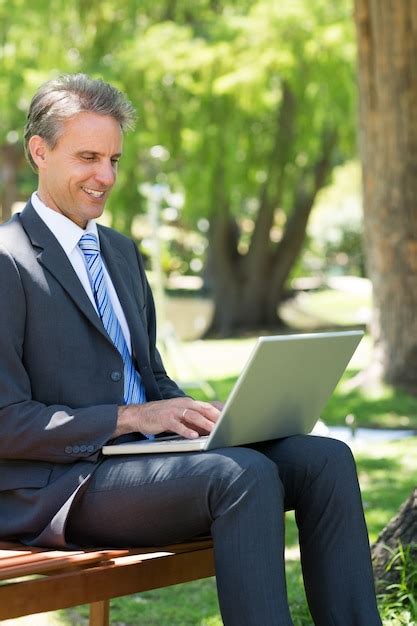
top-left (31, 192), bottom-right (99, 255)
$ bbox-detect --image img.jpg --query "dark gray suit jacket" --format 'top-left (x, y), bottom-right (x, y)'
top-left (0, 201), bottom-right (184, 546)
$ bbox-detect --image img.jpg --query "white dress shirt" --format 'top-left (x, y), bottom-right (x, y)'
top-left (31, 192), bottom-right (133, 352)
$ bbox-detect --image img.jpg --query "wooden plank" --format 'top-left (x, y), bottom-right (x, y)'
top-left (0, 547), bottom-right (215, 620)
top-left (0, 538), bottom-right (213, 581)
top-left (0, 549), bottom-right (128, 581)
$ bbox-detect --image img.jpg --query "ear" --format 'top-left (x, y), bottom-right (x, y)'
top-left (28, 135), bottom-right (49, 170)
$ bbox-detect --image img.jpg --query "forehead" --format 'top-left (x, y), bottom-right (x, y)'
top-left (55, 112), bottom-right (123, 154)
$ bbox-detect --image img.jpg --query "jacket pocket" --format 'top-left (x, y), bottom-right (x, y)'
top-left (0, 461), bottom-right (52, 491)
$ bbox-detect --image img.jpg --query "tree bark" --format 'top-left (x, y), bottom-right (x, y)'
top-left (354, 0), bottom-right (417, 394)
top-left (372, 486), bottom-right (417, 591)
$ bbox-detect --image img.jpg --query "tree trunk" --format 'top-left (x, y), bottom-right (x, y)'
top-left (372, 486), bottom-right (417, 591)
top-left (205, 127), bottom-right (337, 337)
top-left (206, 199), bottom-right (313, 336)
top-left (354, 1), bottom-right (417, 394)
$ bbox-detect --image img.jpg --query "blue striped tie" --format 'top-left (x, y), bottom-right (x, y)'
top-left (78, 233), bottom-right (147, 406)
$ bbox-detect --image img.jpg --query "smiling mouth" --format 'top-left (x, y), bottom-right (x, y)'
top-left (82, 187), bottom-right (106, 199)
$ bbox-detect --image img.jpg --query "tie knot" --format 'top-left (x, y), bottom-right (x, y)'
top-left (78, 233), bottom-right (100, 255)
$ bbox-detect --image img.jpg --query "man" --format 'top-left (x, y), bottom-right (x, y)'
top-left (0, 74), bottom-right (381, 625)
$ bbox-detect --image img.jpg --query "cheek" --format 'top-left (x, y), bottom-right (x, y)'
top-left (75, 166), bottom-right (96, 183)
top-left (69, 167), bottom-right (93, 190)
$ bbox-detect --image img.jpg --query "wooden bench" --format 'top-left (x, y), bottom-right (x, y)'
top-left (0, 538), bottom-right (215, 625)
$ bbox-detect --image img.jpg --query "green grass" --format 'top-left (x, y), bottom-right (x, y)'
top-left (296, 288), bottom-right (371, 327)
top-left (322, 370), bottom-right (417, 429)
top-left (355, 438), bottom-right (417, 543)
top-left (377, 544), bottom-right (417, 624)
top-left (62, 579), bottom-right (223, 626)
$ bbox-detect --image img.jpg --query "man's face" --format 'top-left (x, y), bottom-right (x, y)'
top-left (31, 112), bottom-right (123, 228)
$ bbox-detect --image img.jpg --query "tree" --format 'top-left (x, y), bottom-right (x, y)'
top-left (354, 0), bottom-right (417, 592)
top-left (354, 0), bottom-right (417, 394)
top-left (119, 0), bottom-right (356, 335)
top-left (1, 0), bottom-right (356, 335)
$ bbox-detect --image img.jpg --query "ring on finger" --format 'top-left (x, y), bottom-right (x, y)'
top-left (182, 408), bottom-right (188, 418)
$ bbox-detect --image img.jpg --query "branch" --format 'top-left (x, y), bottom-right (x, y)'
top-left (268, 128), bottom-right (338, 296)
top-left (248, 82), bottom-right (297, 266)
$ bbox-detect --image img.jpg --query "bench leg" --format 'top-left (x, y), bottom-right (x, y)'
top-left (89, 600), bottom-right (110, 626)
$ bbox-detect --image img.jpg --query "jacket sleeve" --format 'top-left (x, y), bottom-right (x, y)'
top-left (0, 245), bottom-right (118, 463)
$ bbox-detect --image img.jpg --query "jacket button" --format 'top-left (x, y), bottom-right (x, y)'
top-left (72, 445), bottom-right (80, 454)
top-left (87, 445), bottom-right (95, 453)
top-left (111, 371), bottom-right (122, 382)
top-left (65, 446), bottom-right (73, 454)
top-left (80, 445), bottom-right (88, 453)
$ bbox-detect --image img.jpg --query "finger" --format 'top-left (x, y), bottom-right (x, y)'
top-left (181, 409), bottom-right (217, 434)
top-left (167, 416), bottom-right (200, 439)
top-left (210, 400), bottom-right (225, 412)
top-left (189, 401), bottom-right (221, 422)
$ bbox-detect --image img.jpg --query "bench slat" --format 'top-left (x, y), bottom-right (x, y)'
top-left (0, 549), bottom-right (127, 580)
top-left (0, 538), bottom-right (213, 580)
top-left (0, 546), bottom-right (215, 620)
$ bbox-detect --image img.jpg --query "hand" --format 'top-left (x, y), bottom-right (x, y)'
top-left (115, 397), bottom-right (221, 439)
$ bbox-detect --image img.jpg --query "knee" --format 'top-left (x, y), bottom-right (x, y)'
top-left (277, 435), bottom-right (358, 488)
top-left (307, 436), bottom-right (359, 489)
top-left (211, 447), bottom-right (283, 496)
top-left (315, 436), bottom-right (356, 467)
top-left (208, 448), bottom-right (284, 521)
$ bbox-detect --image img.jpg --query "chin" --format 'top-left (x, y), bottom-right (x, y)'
top-left (83, 202), bottom-right (106, 219)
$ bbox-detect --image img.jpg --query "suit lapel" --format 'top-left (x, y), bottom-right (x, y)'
top-left (20, 202), bottom-right (151, 372)
top-left (19, 202), bottom-right (110, 342)
top-left (98, 228), bottom-right (151, 368)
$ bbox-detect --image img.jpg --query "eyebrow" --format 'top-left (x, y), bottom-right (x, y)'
top-left (77, 150), bottom-right (122, 158)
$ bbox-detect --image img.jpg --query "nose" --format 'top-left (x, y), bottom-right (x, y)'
top-left (95, 159), bottom-right (117, 187)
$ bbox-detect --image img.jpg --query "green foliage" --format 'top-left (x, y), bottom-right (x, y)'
top-left (121, 0), bottom-right (356, 228)
top-left (304, 161), bottom-right (365, 276)
top-left (1, 0), bottom-right (356, 238)
top-left (1, 1), bottom-right (360, 333)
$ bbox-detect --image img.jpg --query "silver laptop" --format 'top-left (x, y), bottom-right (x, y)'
top-left (102, 330), bottom-right (363, 455)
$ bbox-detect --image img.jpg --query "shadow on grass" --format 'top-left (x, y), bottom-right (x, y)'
top-left (322, 369), bottom-right (417, 429)
top-left (354, 440), bottom-right (417, 540)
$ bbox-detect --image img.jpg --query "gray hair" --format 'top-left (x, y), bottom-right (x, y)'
top-left (24, 73), bottom-right (136, 170)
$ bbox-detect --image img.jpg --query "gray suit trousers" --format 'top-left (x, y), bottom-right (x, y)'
top-left (66, 435), bottom-right (382, 626)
